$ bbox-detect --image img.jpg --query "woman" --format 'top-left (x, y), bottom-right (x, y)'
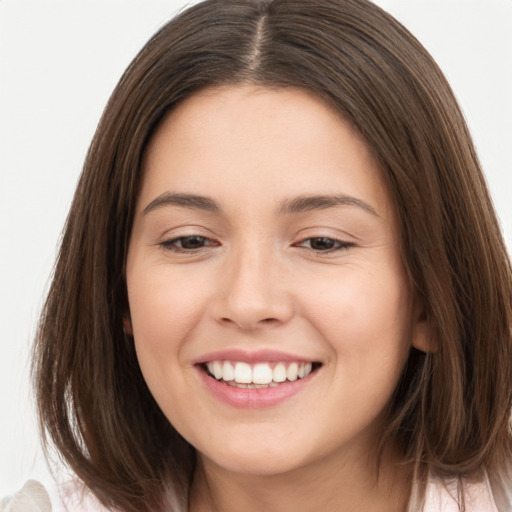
top-left (3, 0), bottom-right (511, 510)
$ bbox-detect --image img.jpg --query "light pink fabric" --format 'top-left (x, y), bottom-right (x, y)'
top-left (51, 480), bottom-right (109, 512)
top-left (0, 480), bottom-right (109, 512)
top-left (0, 481), bottom-right (51, 512)
top-left (422, 473), bottom-right (499, 511)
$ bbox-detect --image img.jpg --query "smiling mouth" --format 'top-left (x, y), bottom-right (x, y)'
top-left (202, 360), bottom-right (322, 389)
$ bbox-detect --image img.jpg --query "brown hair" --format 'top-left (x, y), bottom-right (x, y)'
top-left (33, 0), bottom-right (512, 510)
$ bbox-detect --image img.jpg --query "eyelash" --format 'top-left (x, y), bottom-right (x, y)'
top-left (159, 235), bottom-right (217, 254)
top-left (294, 237), bottom-right (354, 253)
top-left (159, 235), bottom-right (354, 254)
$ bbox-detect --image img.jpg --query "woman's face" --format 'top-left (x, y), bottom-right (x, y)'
top-left (126, 85), bottom-right (426, 477)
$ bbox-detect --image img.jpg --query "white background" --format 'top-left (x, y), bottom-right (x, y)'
top-left (1, 0), bottom-right (511, 495)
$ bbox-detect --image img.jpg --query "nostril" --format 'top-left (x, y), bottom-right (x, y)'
top-left (219, 316), bottom-right (279, 327)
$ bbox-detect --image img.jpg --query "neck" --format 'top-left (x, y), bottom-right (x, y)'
top-left (188, 443), bottom-right (411, 512)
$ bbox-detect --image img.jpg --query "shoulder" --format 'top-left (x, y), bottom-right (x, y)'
top-left (422, 470), bottom-right (512, 512)
top-left (1, 479), bottom-right (111, 512)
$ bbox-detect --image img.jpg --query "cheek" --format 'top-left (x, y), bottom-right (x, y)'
top-left (126, 267), bottom-right (213, 430)
top-left (300, 268), bottom-right (412, 437)
top-left (126, 264), bottom-right (210, 382)
top-left (300, 264), bottom-right (412, 371)
top-left (129, 263), bottom-right (205, 335)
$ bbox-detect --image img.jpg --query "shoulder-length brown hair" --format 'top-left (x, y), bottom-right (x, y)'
top-left (33, 1), bottom-right (512, 510)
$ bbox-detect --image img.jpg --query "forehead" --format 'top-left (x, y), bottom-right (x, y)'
top-left (139, 85), bottom-right (393, 220)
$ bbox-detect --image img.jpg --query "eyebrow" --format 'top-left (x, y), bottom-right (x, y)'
top-left (277, 195), bottom-right (379, 217)
top-left (143, 192), bottom-right (379, 217)
top-left (143, 192), bottom-right (220, 215)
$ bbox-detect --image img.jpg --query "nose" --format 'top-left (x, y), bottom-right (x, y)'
top-left (211, 244), bottom-right (294, 330)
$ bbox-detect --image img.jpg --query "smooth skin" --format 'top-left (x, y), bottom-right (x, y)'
top-left (125, 85), bottom-right (428, 512)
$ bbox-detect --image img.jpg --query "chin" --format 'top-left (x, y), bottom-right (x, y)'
top-left (197, 435), bottom-right (311, 477)
top-left (209, 454), bottom-right (304, 478)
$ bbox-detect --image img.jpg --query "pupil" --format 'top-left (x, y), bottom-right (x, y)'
top-left (182, 236), bottom-right (204, 249)
top-left (311, 237), bottom-right (335, 250)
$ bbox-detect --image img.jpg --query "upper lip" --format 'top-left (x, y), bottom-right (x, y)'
top-left (194, 349), bottom-right (319, 365)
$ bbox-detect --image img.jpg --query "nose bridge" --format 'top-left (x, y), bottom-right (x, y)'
top-left (215, 236), bottom-right (293, 329)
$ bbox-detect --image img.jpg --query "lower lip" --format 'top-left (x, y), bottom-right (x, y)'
top-left (197, 367), bottom-right (317, 408)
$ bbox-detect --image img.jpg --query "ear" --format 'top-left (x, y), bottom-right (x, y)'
top-left (123, 315), bottom-right (133, 336)
top-left (411, 297), bottom-right (435, 353)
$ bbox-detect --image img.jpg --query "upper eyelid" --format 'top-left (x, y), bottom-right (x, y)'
top-left (295, 237), bottom-right (354, 248)
top-left (161, 235), bottom-right (216, 245)
top-left (294, 233), bottom-right (354, 244)
top-left (159, 234), bottom-right (353, 244)
top-left (157, 227), bottom-right (217, 243)
top-left (158, 236), bottom-right (219, 255)
top-left (157, 228), bottom-right (355, 246)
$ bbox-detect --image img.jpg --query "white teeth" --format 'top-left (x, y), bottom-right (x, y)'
top-left (234, 362), bottom-right (252, 384)
top-left (273, 363), bottom-right (287, 383)
top-left (205, 360), bottom-right (316, 385)
top-left (253, 363), bottom-right (273, 384)
top-left (213, 361), bottom-right (223, 380)
top-left (222, 361), bottom-right (235, 381)
top-left (287, 362), bottom-right (299, 381)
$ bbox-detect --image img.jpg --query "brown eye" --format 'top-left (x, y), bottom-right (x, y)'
top-left (177, 236), bottom-right (208, 249)
top-left (160, 235), bottom-right (217, 252)
top-left (308, 237), bottom-right (337, 251)
top-left (297, 237), bottom-right (354, 253)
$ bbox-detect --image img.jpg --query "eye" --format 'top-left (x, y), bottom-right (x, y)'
top-left (296, 237), bottom-right (353, 253)
top-left (160, 235), bottom-right (218, 253)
